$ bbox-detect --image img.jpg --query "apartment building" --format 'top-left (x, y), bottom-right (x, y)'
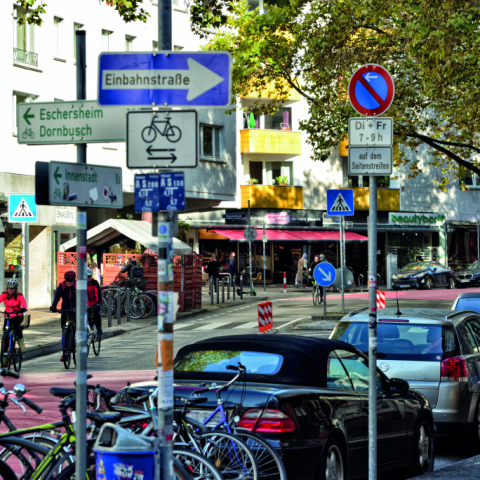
top-left (3, 0), bottom-right (236, 307)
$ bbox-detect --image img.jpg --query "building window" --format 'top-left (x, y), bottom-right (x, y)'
top-left (265, 107), bottom-right (292, 130)
top-left (13, 8), bottom-right (37, 67)
top-left (54, 16), bottom-right (63, 58)
top-left (464, 172), bottom-right (480, 188)
top-left (125, 35), bottom-right (135, 52)
top-left (12, 91), bottom-right (37, 132)
top-left (200, 125), bottom-right (223, 161)
top-left (102, 30), bottom-right (113, 52)
top-left (266, 161), bottom-right (293, 186)
top-left (73, 23), bottom-right (84, 59)
top-left (153, 40), bottom-right (158, 51)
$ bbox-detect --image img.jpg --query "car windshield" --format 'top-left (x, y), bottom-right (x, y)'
top-left (331, 322), bottom-right (459, 361)
top-left (468, 261), bottom-right (480, 270)
top-left (175, 350), bottom-right (283, 375)
top-left (454, 298), bottom-right (480, 313)
top-left (399, 261), bottom-right (431, 272)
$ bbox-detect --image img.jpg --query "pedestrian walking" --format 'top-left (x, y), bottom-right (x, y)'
top-left (227, 251), bottom-right (238, 277)
top-left (206, 254), bottom-right (220, 293)
top-left (296, 253), bottom-right (308, 289)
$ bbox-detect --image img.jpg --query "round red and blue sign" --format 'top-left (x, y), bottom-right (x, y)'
top-left (348, 64), bottom-right (395, 116)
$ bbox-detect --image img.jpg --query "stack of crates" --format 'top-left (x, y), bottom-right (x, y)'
top-left (182, 255), bottom-right (194, 312)
top-left (173, 265), bottom-right (184, 312)
top-left (191, 254), bottom-right (203, 310)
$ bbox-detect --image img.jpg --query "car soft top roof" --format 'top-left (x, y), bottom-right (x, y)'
top-left (457, 292), bottom-right (480, 299)
top-left (174, 334), bottom-right (361, 388)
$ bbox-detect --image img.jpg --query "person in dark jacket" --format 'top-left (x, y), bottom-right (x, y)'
top-left (50, 270), bottom-right (76, 362)
top-left (206, 254), bottom-right (220, 293)
top-left (121, 258), bottom-right (138, 280)
top-left (87, 268), bottom-right (103, 337)
top-left (227, 252), bottom-right (238, 275)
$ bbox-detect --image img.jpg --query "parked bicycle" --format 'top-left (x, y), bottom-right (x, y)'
top-left (55, 309), bottom-right (76, 370)
top-left (0, 311), bottom-right (29, 373)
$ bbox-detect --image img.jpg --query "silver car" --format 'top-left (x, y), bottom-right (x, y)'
top-left (330, 307), bottom-right (480, 437)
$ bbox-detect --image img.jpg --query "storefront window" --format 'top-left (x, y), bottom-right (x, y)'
top-left (4, 228), bottom-right (22, 279)
top-left (387, 232), bottom-right (432, 268)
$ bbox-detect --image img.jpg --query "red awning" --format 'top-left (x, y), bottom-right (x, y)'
top-left (211, 229), bottom-right (368, 242)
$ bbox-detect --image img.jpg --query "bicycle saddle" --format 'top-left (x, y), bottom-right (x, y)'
top-left (175, 396), bottom-right (208, 406)
top-left (125, 387), bottom-right (151, 400)
top-left (87, 411), bottom-right (122, 426)
top-left (49, 387), bottom-right (76, 398)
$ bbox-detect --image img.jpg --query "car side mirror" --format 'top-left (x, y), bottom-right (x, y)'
top-left (389, 378), bottom-right (409, 395)
top-left (432, 268), bottom-right (437, 272)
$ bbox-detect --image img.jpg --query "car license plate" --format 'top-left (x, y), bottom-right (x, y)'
top-left (461, 279), bottom-right (470, 283)
top-left (399, 284), bottom-right (409, 288)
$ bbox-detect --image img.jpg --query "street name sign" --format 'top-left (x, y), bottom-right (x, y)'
top-left (314, 263), bottom-right (336, 287)
top-left (349, 147), bottom-right (393, 176)
top-left (126, 110), bottom-right (198, 169)
top-left (17, 101), bottom-right (139, 145)
top-left (35, 161), bottom-right (123, 208)
top-left (134, 174), bottom-right (161, 213)
top-left (159, 172), bottom-right (186, 211)
top-left (348, 65), bottom-right (395, 117)
top-left (9, 194), bottom-right (37, 222)
top-left (98, 51), bottom-right (232, 108)
top-left (327, 189), bottom-right (354, 216)
top-left (348, 118), bottom-right (393, 147)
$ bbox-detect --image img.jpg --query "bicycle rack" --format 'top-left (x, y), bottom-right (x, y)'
top-left (358, 274), bottom-right (364, 293)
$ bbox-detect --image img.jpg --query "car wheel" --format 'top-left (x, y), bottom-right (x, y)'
top-left (447, 277), bottom-right (455, 289)
top-left (317, 437), bottom-right (345, 480)
top-left (407, 417), bottom-right (434, 476)
top-left (425, 277), bottom-right (433, 290)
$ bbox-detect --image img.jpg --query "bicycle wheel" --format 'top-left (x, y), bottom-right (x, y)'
top-left (142, 126), bottom-right (157, 143)
top-left (63, 330), bottom-right (71, 370)
top-left (174, 448), bottom-right (224, 480)
top-left (92, 323), bottom-right (101, 356)
top-left (0, 333), bottom-right (10, 370)
top-left (129, 296), bottom-right (146, 319)
top-left (198, 431), bottom-right (259, 480)
top-left (0, 458), bottom-right (17, 480)
top-left (233, 430), bottom-right (287, 480)
top-left (312, 285), bottom-right (317, 305)
top-left (174, 457), bottom-right (194, 480)
top-left (166, 125), bottom-right (182, 143)
top-left (13, 345), bottom-right (22, 373)
top-left (138, 294), bottom-right (155, 318)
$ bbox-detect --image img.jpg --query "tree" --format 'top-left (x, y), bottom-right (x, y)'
top-left (15, 0), bottom-right (150, 26)
top-left (203, 0), bottom-right (480, 190)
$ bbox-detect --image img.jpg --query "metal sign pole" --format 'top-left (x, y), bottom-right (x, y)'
top-left (340, 216), bottom-right (345, 313)
top-left (368, 177), bottom-right (378, 480)
top-left (263, 222), bottom-right (266, 292)
top-left (323, 287), bottom-right (327, 320)
top-left (248, 200), bottom-right (253, 293)
top-left (75, 29), bottom-right (88, 480)
top-left (477, 219), bottom-right (479, 263)
top-left (21, 223), bottom-right (26, 296)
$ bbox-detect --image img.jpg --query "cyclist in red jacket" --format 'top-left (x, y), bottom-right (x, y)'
top-left (87, 268), bottom-right (103, 337)
top-left (0, 279), bottom-right (27, 351)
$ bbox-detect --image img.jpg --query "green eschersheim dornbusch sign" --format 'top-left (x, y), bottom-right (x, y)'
top-left (390, 213), bottom-right (446, 225)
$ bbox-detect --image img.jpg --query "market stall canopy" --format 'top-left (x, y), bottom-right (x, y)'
top-left (59, 219), bottom-right (192, 255)
top-left (211, 228), bottom-right (368, 242)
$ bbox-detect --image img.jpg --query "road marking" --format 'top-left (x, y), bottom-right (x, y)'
top-left (233, 322), bottom-right (258, 329)
top-left (174, 323), bottom-right (193, 330)
top-left (194, 322), bottom-right (231, 330)
top-left (276, 317), bottom-right (310, 330)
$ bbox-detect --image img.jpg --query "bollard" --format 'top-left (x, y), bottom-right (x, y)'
top-left (227, 276), bottom-right (230, 302)
top-left (116, 290), bottom-right (122, 325)
top-left (216, 278), bottom-right (219, 305)
top-left (222, 278), bottom-right (225, 304)
top-left (232, 277), bottom-right (236, 301)
top-left (126, 288), bottom-right (131, 323)
top-left (358, 274), bottom-right (364, 293)
top-left (284, 272), bottom-right (286, 293)
top-left (377, 273), bottom-right (381, 288)
top-left (240, 275), bottom-right (243, 300)
top-left (107, 290), bottom-right (112, 327)
top-left (210, 277), bottom-right (214, 305)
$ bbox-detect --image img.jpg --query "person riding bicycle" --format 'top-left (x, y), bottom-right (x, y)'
top-left (87, 268), bottom-right (103, 338)
top-left (0, 279), bottom-right (27, 352)
top-left (50, 270), bottom-right (76, 362)
top-left (309, 255), bottom-right (321, 287)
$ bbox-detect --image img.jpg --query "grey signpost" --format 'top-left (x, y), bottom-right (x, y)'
top-left (263, 223), bottom-right (267, 292)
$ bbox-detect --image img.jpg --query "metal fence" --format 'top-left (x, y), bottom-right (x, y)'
top-left (13, 48), bottom-right (38, 68)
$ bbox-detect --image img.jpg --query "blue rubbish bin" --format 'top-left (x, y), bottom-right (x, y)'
top-left (94, 423), bottom-right (155, 480)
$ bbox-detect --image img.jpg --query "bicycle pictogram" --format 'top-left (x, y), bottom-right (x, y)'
top-left (141, 117), bottom-right (181, 143)
top-left (22, 128), bottom-right (35, 140)
top-left (53, 188), bottom-right (62, 200)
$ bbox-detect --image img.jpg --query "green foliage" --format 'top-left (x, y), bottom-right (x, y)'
top-left (15, 0), bottom-right (150, 26)
top-left (276, 175), bottom-right (288, 185)
top-left (247, 177), bottom-right (259, 184)
top-left (202, 0), bottom-right (480, 190)
top-left (178, 216), bottom-right (191, 239)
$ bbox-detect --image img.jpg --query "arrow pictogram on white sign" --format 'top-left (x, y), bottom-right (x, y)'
top-left (330, 193), bottom-right (352, 212)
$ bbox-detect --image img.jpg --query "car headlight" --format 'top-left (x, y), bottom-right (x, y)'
top-left (413, 272), bottom-right (425, 278)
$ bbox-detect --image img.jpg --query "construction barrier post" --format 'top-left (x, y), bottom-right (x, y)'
top-left (284, 272), bottom-right (287, 293)
top-left (376, 290), bottom-right (386, 309)
top-left (257, 302), bottom-right (266, 333)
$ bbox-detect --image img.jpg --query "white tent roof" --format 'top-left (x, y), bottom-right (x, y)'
top-left (59, 219), bottom-right (192, 256)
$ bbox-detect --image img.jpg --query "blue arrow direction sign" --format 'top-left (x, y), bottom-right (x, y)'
top-left (327, 189), bottom-right (354, 216)
top-left (134, 174), bottom-right (160, 213)
top-left (9, 194), bottom-right (37, 223)
top-left (98, 51), bottom-right (231, 107)
top-left (314, 263), bottom-right (336, 287)
top-left (159, 172), bottom-right (185, 211)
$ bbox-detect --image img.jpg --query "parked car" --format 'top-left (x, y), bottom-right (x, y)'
top-left (124, 335), bottom-right (435, 480)
top-left (455, 260), bottom-right (480, 288)
top-left (391, 261), bottom-right (455, 290)
top-left (331, 308), bottom-right (480, 442)
top-left (451, 292), bottom-right (480, 313)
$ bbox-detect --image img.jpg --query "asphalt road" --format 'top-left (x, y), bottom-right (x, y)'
top-left (18, 292), bottom-right (472, 476)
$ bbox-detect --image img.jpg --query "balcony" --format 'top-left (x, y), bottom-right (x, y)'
top-left (241, 185), bottom-right (303, 209)
top-left (13, 48), bottom-right (38, 68)
top-left (242, 79), bottom-right (302, 107)
top-left (240, 129), bottom-right (302, 157)
top-left (347, 187), bottom-right (400, 211)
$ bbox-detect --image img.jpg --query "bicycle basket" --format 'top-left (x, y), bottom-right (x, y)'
top-left (20, 314), bottom-right (30, 329)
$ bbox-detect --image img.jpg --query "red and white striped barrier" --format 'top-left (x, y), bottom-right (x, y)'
top-left (258, 302), bottom-right (273, 333)
top-left (257, 302), bottom-right (266, 332)
top-left (266, 302), bottom-right (273, 329)
top-left (376, 290), bottom-right (386, 309)
top-left (284, 272), bottom-right (287, 293)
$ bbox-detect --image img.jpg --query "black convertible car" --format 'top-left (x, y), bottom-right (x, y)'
top-left (391, 260), bottom-right (455, 290)
top-left (127, 335), bottom-right (435, 480)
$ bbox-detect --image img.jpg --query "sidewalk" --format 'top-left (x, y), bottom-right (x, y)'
top-left (412, 455), bottom-right (480, 479)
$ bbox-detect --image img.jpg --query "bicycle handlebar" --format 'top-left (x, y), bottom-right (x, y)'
top-left (0, 369), bottom-right (19, 379)
top-left (0, 311), bottom-right (23, 319)
top-left (19, 396), bottom-right (43, 414)
top-left (194, 364), bottom-right (246, 396)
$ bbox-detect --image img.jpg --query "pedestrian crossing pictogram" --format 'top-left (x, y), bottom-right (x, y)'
top-left (9, 194), bottom-right (37, 222)
top-left (12, 199), bottom-right (34, 217)
top-left (330, 193), bottom-right (352, 212)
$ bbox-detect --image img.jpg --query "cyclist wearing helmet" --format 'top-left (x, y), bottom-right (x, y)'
top-left (0, 279), bottom-right (27, 351)
top-left (87, 268), bottom-right (103, 337)
top-left (50, 270), bottom-right (76, 361)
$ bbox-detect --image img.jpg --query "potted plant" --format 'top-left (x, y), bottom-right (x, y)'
top-left (246, 178), bottom-right (259, 185)
top-left (378, 178), bottom-right (390, 188)
top-left (276, 175), bottom-right (289, 186)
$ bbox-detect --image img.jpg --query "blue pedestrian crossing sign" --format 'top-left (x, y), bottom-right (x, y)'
top-left (327, 189), bottom-right (354, 216)
top-left (9, 194), bottom-right (37, 222)
top-left (314, 263), bottom-right (336, 287)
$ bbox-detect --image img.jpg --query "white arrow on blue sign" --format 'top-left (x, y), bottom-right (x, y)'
top-left (313, 263), bottom-right (336, 287)
top-left (98, 51), bottom-right (231, 108)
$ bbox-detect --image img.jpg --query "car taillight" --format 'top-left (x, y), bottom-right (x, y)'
top-left (441, 356), bottom-right (467, 382)
top-left (238, 409), bottom-right (295, 433)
